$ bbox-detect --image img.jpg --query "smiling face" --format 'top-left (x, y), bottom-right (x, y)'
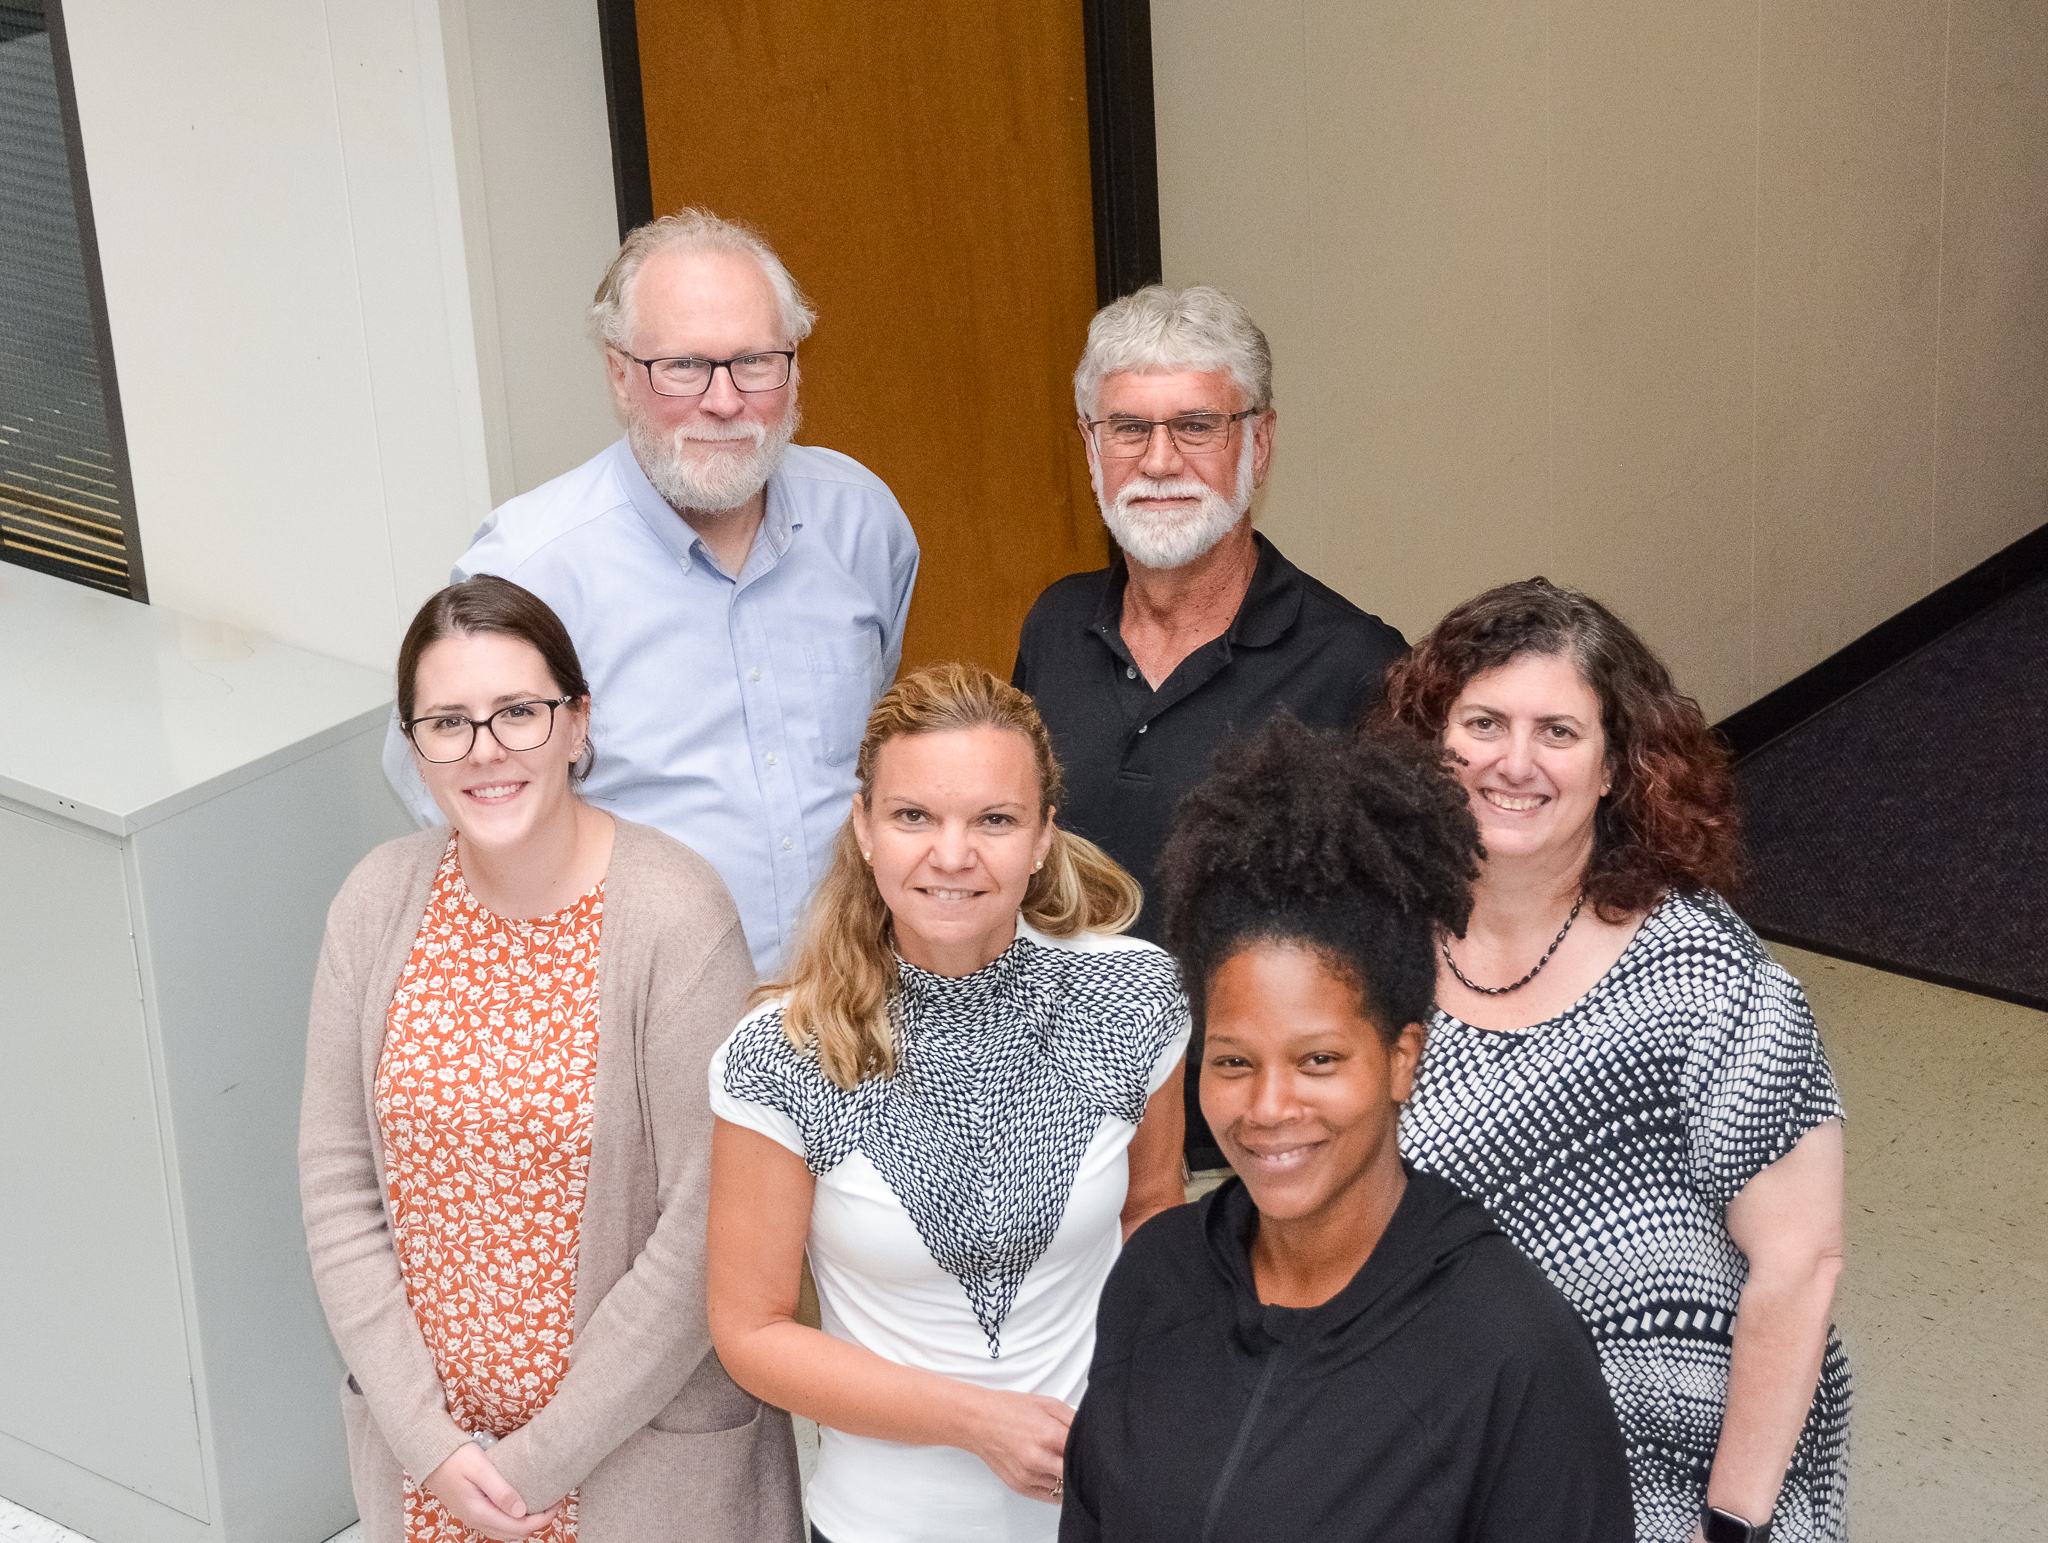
top-left (1442, 650), bottom-right (1612, 870)
top-left (1201, 942), bottom-right (1423, 1225)
top-left (1082, 368), bottom-right (1274, 570)
top-left (606, 246), bottom-right (800, 512)
top-left (849, 726), bottom-right (1058, 976)
top-left (408, 631), bottom-right (589, 853)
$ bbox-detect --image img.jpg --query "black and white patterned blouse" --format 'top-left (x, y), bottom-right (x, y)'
top-left (710, 919), bottom-right (1190, 1543)
top-left (1400, 891), bottom-right (1849, 1543)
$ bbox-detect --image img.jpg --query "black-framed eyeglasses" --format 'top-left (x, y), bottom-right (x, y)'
top-left (403, 697), bottom-right (574, 763)
top-left (622, 350), bottom-right (796, 397)
top-left (1084, 408), bottom-right (1259, 460)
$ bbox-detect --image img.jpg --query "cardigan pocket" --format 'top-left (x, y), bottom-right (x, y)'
top-left (578, 1406), bottom-right (800, 1541)
top-left (652, 1352), bottom-right (763, 1433)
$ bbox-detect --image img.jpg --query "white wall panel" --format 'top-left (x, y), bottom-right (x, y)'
top-left (57, 0), bottom-right (620, 671)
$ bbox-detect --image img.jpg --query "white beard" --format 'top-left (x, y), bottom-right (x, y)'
top-left (1096, 434), bottom-right (1255, 569)
top-left (627, 399), bottom-right (800, 513)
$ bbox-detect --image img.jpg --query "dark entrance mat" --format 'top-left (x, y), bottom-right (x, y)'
top-left (1734, 576), bottom-right (2048, 1011)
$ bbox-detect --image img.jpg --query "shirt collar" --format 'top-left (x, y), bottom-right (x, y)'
top-left (1086, 531), bottom-right (1305, 655)
top-left (612, 436), bottom-right (799, 576)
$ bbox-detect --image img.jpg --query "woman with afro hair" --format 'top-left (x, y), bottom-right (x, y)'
top-left (1382, 580), bottom-right (1848, 1543)
top-left (1057, 715), bottom-right (1634, 1543)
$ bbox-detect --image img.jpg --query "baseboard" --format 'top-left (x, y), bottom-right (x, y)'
top-left (1719, 520), bottom-right (2048, 761)
top-left (1753, 925), bottom-right (2048, 1015)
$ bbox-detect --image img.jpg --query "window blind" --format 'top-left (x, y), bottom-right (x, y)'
top-left (1, 0), bottom-right (141, 597)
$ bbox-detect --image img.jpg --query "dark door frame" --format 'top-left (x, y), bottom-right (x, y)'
top-left (594, 0), bottom-right (653, 239)
top-left (1081, 0), bottom-right (1161, 305)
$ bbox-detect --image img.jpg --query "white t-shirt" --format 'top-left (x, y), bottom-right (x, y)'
top-left (710, 920), bottom-right (1190, 1543)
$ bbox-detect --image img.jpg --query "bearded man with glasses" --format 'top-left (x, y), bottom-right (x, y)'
top-left (1011, 285), bottom-right (1404, 1171)
top-left (383, 209), bottom-right (918, 977)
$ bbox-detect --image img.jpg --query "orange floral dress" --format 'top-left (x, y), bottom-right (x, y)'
top-left (375, 837), bottom-right (604, 1543)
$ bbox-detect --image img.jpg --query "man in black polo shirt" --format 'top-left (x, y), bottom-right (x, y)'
top-left (1012, 284), bottom-right (1405, 1169)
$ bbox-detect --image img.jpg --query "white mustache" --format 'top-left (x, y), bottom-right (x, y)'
top-left (1115, 477), bottom-right (1213, 508)
top-left (675, 423), bottom-right (767, 448)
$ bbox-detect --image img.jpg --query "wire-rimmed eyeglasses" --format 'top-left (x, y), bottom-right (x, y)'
top-left (623, 350), bottom-right (796, 397)
top-left (403, 697), bottom-right (575, 764)
top-left (1084, 409), bottom-right (1259, 460)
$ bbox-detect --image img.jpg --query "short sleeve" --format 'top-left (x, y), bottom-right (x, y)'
top-left (1683, 954), bottom-right (1844, 1210)
top-left (707, 1032), bottom-right (805, 1158)
top-left (712, 1001), bottom-right (871, 1174)
top-left (1041, 939), bottom-right (1192, 1124)
top-left (1144, 1001), bottom-right (1192, 1098)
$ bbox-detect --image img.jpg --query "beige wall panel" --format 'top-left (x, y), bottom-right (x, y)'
top-left (1930, 0), bottom-right (2048, 585)
top-left (1301, 0), bottom-right (1550, 638)
top-left (1546, 0), bottom-right (1759, 720)
top-left (1153, 2), bottom-right (1322, 567)
top-left (1752, 0), bottom-right (1947, 694)
top-left (1155, 0), bottom-right (2048, 722)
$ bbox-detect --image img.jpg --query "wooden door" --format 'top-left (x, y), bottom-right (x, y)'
top-left (634, 2), bottom-right (1107, 674)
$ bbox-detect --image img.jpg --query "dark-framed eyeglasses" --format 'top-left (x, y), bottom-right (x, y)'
top-left (1084, 408), bottom-right (1259, 460)
top-left (623, 350), bottom-right (796, 397)
top-left (403, 696), bottom-right (575, 764)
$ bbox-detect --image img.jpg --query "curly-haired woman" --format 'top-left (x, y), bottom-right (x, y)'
top-left (1378, 579), bottom-right (1848, 1543)
top-left (1059, 716), bottom-right (1634, 1543)
top-left (704, 663), bottom-right (1190, 1543)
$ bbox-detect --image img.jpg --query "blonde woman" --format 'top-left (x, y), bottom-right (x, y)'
top-left (706, 663), bottom-right (1190, 1543)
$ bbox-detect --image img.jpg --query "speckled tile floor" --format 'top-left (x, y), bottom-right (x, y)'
top-left (1772, 945), bottom-right (2047, 1543)
top-left (3, 949), bottom-right (2039, 1542)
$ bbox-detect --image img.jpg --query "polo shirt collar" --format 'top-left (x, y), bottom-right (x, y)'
top-left (1087, 531), bottom-right (1305, 657)
top-left (1229, 533), bottom-right (1305, 648)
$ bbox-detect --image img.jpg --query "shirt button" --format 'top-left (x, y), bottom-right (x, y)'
top-left (1125, 666), bottom-right (1137, 679)
top-left (750, 668), bottom-right (762, 682)
top-left (766, 752), bottom-right (779, 766)
top-left (782, 837), bottom-right (794, 851)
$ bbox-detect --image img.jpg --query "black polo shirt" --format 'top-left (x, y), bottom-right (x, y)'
top-left (1012, 535), bottom-right (1406, 1163)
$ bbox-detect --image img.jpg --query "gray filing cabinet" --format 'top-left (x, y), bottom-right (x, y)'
top-left (0, 564), bottom-right (411, 1541)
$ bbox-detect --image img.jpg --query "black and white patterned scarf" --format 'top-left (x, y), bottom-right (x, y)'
top-left (723, 930), bottom-right (1187, 1355)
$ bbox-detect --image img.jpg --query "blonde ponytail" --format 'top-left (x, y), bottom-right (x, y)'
top-left (756, 662), bottom-right (1142, 1089)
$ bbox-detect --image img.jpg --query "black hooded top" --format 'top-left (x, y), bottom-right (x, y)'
top-left (1060, 1169), bottom-right (1635, 1543)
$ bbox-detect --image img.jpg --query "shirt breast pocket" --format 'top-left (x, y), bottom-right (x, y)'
top-left (804, 633), bottom-right (882, 766)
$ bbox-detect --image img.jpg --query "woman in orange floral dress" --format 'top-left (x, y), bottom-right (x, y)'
top-left (302, 576), bottom-right (801, 1543)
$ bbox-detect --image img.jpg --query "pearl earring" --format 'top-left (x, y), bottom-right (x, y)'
top-left (863, 851), bottom-right (872, 862)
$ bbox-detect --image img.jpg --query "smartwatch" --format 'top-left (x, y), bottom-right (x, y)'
top-left (1702, 1505), bottom-right (1772, 1543)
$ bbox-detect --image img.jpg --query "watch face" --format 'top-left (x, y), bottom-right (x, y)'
top-left (1703, 1509), bottom-right (1754, 1543)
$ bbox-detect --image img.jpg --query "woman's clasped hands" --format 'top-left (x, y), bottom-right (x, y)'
top-left (421, 1440), bottom-right (563, 1541)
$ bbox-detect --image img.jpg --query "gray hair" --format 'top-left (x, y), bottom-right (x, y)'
top-left (589, 208), bottom-right (817, 351)
top-left (1073, 284), bottom-right (1273, 419)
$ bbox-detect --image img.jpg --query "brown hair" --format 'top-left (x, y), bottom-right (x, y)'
top-left (396, 575), bottom-right (595, 782)
top-left (1372, 578), bottom-right (1740, 919)
top-left (762, 662), bottom-right (1142, 1088)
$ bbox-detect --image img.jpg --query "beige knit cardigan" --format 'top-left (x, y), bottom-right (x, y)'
top-left (299, 819), bottom-right (801, 1543)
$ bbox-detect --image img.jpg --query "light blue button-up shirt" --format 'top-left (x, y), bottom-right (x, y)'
top-left (383, 437), bottom-right (919, 975)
